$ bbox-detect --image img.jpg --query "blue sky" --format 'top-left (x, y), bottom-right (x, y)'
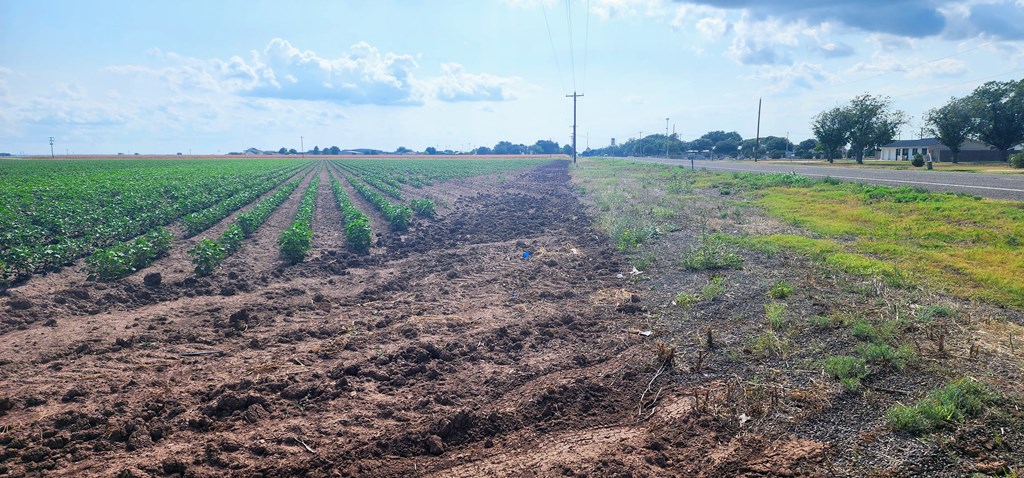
top-left (2, 0), bottom-right (1024, 154)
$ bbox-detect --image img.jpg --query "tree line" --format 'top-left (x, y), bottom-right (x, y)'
top-left (812, 79), bottom-right (1024, 164)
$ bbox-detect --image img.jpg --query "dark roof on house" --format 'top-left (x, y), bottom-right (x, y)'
top-left (881, 138), bottom-right (941, 148)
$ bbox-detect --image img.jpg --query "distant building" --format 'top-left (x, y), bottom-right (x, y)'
top-left (878, 138), bottom-right (1006, 162)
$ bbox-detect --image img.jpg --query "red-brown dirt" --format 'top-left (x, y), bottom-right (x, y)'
top-left (1, 161), bottom-right (830, 477)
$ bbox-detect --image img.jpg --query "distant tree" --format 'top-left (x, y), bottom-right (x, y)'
top-left (561, 144), bottom-right (573, 155)
top-left (395, 146), bottom-right (411, 154)
top-left (811, 107), bottom-right (851, 163)
top-left (701, 130), bottom-right (743, 144)
top-left (531, 140), bottom-right (560, 155)
top-left (689, 138), bottom-right (713, 152)
top-left (278, 147), bottom-right (288, 154)
top-left (328, 146), bottom-right (341, 155)
top-left (492, 141), bottom-right (515, 155)
top-left (713, 138), bottom-right (739, 158)
top-left (761, 136), bottom-right (793, 157)
top-left (965, 80), bottom-right (1024, 162)
top-left (844, 94), bottom-right (909, 164)
top-left (312, 146), bottom-right (321, 155)
top-left (288, 148), bottom-right (297, 155)
top-left (425, 146), bottom-right (437, 155)
top-left (924, 97), bottom-right (975, 164)
top-left (796, 139), bottom-right (817, 158)
top-left (474, 146), bottom-right (492, 155)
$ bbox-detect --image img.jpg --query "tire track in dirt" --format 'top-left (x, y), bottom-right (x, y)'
top-left (310, 164), bottom-right (346, 256)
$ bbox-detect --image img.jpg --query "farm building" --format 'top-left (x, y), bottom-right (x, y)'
top-left (878, 138), bottom-right (1008, 162)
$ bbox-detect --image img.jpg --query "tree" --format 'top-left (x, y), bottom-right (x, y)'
top-left (288, 148), bottom-right (297, 155)
top-left (312, 146), bottom-right (321, 155)
top-left (713, 138), bottom-right (740, 158)
top-left (845, 94), bottom-right (909, 164)
top-left (425, 146), bottom-right (437, 155)
top-left (965, 80), bottom-right (1024, 162)
top-left (395, 146), bottom-right (411, 154)
top-left (474, 146), bottom-right (492, 155)
top-left (689, 138), bottom-right (713, 152)
top-left (328, 146), bottom-right (341, 155)
top-left (701, 130), bottom-right (742, 144)
top-left (278, 147), bottom-right (288, 155)
top-left (796, 139), bottom-right (818, 159)
top-left (811, 107), bottom-right (850, 163)
top-left (530, 140), bottom-right (560, 155)
top-left (561, 144), bottom-right (573, 155)
top-left (924, 97), bottom-right (975, 164)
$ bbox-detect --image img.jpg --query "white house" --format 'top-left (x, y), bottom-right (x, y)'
top-left (878, 138), bottom-right (1002, 162)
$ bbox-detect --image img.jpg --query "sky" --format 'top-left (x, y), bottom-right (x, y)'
top-left (2, 0), bottom-right (1024, 155)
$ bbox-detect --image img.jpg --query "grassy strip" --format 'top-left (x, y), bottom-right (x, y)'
top-left (345, 175), bottom-right (412, 231)
top-left (329, 177), bottom-right (372, 253)
top-left (189, 179), bottom-right (301, 276)
top-left (84, 228), bottom-right (173, 281)
top-left (574, 158), bottom-right (1024, 307)
top-left (278, 178), bottom-right (318, 264)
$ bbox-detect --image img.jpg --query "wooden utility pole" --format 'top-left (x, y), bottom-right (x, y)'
top-left (754, 98), bottom-right (761, 162)
top-left (566, 92), bottom-right (583, 164)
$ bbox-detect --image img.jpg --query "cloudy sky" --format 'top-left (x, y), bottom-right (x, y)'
top-left (2, 0), bottom-right (1024, 155)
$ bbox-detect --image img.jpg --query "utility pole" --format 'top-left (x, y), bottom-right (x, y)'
top-left (300, 136), bottom-right (305, 159)
top-left (665, 117), bottom-right (670, 159)
top-left (566, 91), bottom-right (583, 164)
top-left (639, 131), bottom-right (643, 157)
top-left (49, 137), bottom-right (55, 159)
top-left (754, 98), bottom-right (762, 163)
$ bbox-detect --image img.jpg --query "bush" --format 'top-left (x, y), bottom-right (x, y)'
top-left (674, 292), bottom-right (697, 309)
top-left (857, 342), bottom-right (916, 369)
top-left (278, 224), bottom-right (313, 264)
top-left (1011, 151), bottom-right (1024, 169)
top-left (911, 154), bottom-right (925, 167)
top-left (701, 276), bottom-right (726, 301)
top-left (766, 301), bottom-right (787, 330)
top-left (344, 217), bottom-right (372, 253)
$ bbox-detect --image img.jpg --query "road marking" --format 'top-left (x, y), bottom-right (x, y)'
top-left (685, 163), bottom-right (1024, 194)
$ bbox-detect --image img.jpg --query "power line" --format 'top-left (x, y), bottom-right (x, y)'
top-left (541, 2), bottom-right (566, 92)
top-left (565, 0), bottom-right (576, 92)
top-left (582, 0), bottom-right (590, 94)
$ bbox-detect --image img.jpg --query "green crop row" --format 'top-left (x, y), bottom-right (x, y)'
top-left (279, 177), bottom-right (319, 264)
top-left (181, 163), bottom-right (308, 237)
top-left (0, 159), bottom-right (308, 284)
top-left (189, 178), bottom-right (303, 276)
top-left (344, 175), bottom-right (412, 231)
top-left (329, 177), bottom-right (372, 253)
top-left (336, 162), bottom-right (405, 200)
top-left (84, 227), bottom-right (173, 281)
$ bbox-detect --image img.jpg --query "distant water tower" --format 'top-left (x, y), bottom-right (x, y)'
top-left (610, 138), bottom-right (616, 147)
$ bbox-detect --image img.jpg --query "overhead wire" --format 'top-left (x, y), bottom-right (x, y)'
top-left (565, 0), bottom-right (577, 92)
top-left (582, 0), bottom-right (590, 94)
top-left (541, 2), bottom-right (567, 93)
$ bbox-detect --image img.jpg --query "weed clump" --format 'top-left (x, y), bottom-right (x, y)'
top-left (765, 301), bottom-right (787, 330)
top-left (824, 355), bottom-right (869, 391)
top-left (886, 377), bottom-right (993, 434)
top-left (701, 276), bottom-right (727, 301)
top-left (674, 292), bottom-right (697, 309)
top-left (681, 233), bottom-right (742, 271)
top-left (768, 280), bottom-right (794, 299)
top-left (856, 342), bottom-right (916, 369)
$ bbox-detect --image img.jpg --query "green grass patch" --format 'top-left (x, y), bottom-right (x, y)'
top-left (681, 233), bottom-right (743, 271)
top-left (768, 280), bottom-right (794, 299)
top-left (674, 292), bottom-right (698, 309)
top-left (766, 301), bottom-right (787, 330)
top-left (886, 377), bottom-right (993, 434)
top-left (856, 342), bottom-right (916, 369)
top-left (701, 276), bottom-right (727, 301)
top-left (824, 355), bottom-right (869, 391)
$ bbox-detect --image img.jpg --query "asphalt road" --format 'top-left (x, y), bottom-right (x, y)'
top-left (629, 158), bottom-right (1024, 201)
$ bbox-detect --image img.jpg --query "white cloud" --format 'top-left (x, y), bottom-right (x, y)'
top-left (108, 39), bottom-right (518, 106)
top-left (430, 63), bottom-right (520, 102)
top-left (696, 16), bottom-right (729, 40)
top-left (907, 58), bottom-right (968, 78)
top-left (747, 62), bottom-right (833, 93)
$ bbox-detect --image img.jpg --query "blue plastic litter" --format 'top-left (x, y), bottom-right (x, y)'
top-left (522, 251), bottom-right (531, 259)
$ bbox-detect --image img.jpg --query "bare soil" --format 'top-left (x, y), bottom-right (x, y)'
top-left (0, 161), bottom-right (1019, 477)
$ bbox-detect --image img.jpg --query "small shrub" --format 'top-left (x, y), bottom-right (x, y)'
top-left (766, 301), bottom-right (786, 330)
top-left (824, 355), bottom-right (868, 391)
top-left (887, 377), bottom-right (993, 434)
top-left (674, 292), bottom-right (697, 309)
top-left (220, 224), bottom-right (245, 255)
top-left (768, 280), bottom-right (793, 299)
top-left (918, 304), bottom-right (957, 322)
top-left (808, 315), bottom-right (832, 328)
top-left (344, 217), bottom-right (372, 253)
top-left (701, 276), bottom-right (726, 301)
top-left (911, 154), bottom-right (925, 167)
top-left (1011, 151), bottom-right (1024, 169)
